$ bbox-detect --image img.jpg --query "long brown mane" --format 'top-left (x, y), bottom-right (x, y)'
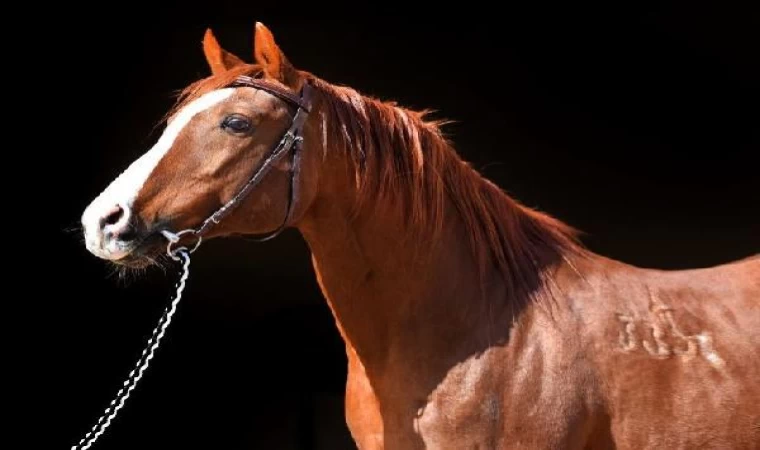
top-left (310, 76), bottom-right (588, 293)
top-left (171, 64), bottom-right (588, 301)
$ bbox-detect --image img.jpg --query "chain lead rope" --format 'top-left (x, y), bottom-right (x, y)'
top-left (71, 248), bottom-right (192, 450)
top-left (72, 76), bottom-right (313, 449)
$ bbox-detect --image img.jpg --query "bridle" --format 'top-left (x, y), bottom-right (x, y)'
top-left (161, 75), bottom-right (314, 260)
top-left (72, 76), bottom-right (315, 450)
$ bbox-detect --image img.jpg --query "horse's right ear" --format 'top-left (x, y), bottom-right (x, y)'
top-left (202, 28), bottom-right (246, 75)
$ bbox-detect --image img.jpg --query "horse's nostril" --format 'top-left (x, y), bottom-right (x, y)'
top-left (102, 205), bottom-right (125, 228)
top-left (115, 226), bottom-right (138, 242)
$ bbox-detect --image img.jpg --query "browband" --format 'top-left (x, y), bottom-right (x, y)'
top-left (230, 75), bottom-right (312, 112)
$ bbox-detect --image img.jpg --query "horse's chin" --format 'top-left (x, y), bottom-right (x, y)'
top-left (109, 235), bottom-right (167, 270)
top-left (113, 253), bottom-right (159, 269)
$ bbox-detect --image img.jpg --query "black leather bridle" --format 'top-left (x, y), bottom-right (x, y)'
top-left (162, 75), bottom-right (314, 258)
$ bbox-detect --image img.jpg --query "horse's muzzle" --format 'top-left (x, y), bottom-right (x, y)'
top-left (81, 201), bottom-right (143, 261)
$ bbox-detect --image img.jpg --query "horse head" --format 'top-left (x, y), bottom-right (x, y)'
top-left (81, 23), bottom-right (321, 267)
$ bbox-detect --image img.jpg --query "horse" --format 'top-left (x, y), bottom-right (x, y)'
top-left (80, 22), bottom-right (760, 449)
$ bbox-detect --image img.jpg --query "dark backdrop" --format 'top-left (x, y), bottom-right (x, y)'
top-left (29, 3), bottom-right (758, 449)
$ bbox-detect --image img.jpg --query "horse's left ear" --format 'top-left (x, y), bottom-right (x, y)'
top-left (203, 28), bottom-right (246, 75)
top-left (254, 22), bottom-right (298, 85)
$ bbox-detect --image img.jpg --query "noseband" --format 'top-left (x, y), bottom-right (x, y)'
top-left (162, 75), bottom-right (314, 259)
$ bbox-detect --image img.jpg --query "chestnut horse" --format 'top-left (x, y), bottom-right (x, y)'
top-left (81, 23), bottom-right (760, 449)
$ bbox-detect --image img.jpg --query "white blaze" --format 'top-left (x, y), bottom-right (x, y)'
top-left (82, 88), bottom-right (235, 260)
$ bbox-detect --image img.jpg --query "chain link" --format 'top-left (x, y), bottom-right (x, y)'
top-left (71, 249), bottom-right (192, 450)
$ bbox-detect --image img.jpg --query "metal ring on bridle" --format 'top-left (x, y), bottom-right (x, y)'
top-left (161, 229), bottom-right (203, 260)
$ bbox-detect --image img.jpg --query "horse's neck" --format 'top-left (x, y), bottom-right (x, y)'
top-left (297, 176), bottom-right (511, 380)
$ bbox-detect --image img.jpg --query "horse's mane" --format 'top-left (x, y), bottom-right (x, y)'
top-left (309, 75), bottom-right (588, 300)
top-left (171, 64), bottom-right (588, 302)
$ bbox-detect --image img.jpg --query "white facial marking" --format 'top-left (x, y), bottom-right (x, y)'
top-left (82, 88), bottom-right (235, 260)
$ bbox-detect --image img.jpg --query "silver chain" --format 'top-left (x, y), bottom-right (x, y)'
top-left (71, 75), bottom-right (311, 450)
top-left (71, 248), bottom-right (192, 450)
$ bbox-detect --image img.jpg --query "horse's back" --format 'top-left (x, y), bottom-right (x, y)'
top-left (655, 253), bottom-right (760, 350)
top-left (579, 254), bottom-right (760, 449)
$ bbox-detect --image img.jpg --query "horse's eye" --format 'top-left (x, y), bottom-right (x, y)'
top-left (221, 114), bottom-right (252, 134)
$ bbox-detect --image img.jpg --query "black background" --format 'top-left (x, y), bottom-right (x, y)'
top-left (28, 2), bottom-right (758, 449)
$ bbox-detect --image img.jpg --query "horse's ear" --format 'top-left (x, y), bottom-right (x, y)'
top-left (203, 28), bottom-right (246, 75)
top-left (253, 22), bottom-right (298, 85)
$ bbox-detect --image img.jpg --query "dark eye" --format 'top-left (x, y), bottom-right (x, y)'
top-left (221, 114), bottom-right (253, 134)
